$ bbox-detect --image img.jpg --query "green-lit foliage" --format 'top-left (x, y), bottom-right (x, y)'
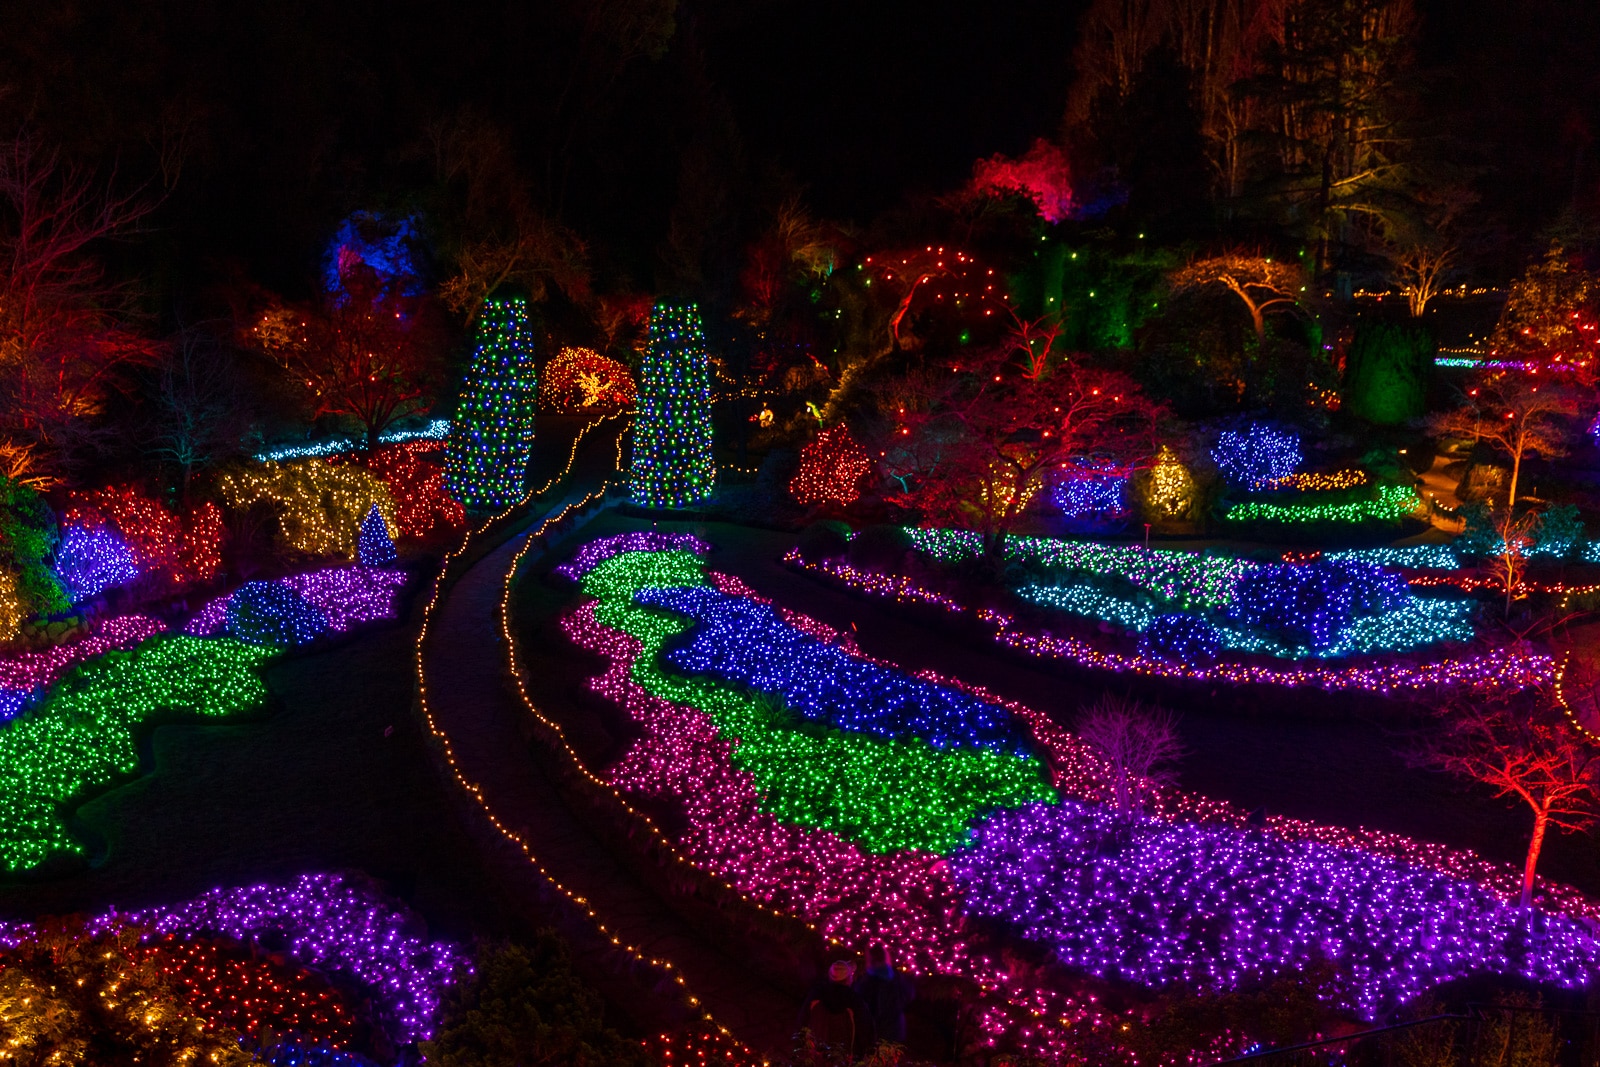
top-left (422, 935), bottom-right (646, 1067)
top-left (1343, 322), bottom-right (1433, 424)
top-left (0, 475), bottom-right (68, 637)
top-left (581, 550), bottom-right (1054, 853)
top-left (0, 634), bottom-right (274, 871)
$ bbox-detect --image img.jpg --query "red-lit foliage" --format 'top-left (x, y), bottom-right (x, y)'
top-left (969, 138), bottom-right (1074, 222)
top-left (538, 346), bottom-right (636, 413)
top-left (790, 424), bottom-right (875, 507)
top-left (66, 484), bottom-right (225, 592)
top-left (136, 934), bottom-right (357, 1048)
top-left (892, 352), bottom-right (1162, 555)
top-left (642, 1028), bottom-right (763, 1067)
top-left (356, 441), bottom-right (464, 537)
top-left (861, 247), bottom-right (1008, 347)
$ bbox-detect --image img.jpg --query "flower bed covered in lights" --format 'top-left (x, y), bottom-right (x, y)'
top-left (0, 871), bottom-right (471, 1054)
top-left (899, 527), bottom-right (1477, 662)
top-left (534, 532), bottom-right (1600, 1059)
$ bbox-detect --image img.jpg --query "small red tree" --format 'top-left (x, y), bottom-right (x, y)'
top-left (898, 350), bottom-right (1162, 556)
top-left (790, 424), bottom-right (874, 507)
top-left (252, 264), bottom-right (446, 451)
top-left (1414, 679), bottom-right (1600, 907)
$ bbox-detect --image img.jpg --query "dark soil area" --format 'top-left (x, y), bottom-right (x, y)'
top-left (524, 511), bottom-right (1600, 900)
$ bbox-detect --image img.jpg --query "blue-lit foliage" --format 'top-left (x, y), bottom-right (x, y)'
top-left (263, 1044), bottom-right (379, 1067)
top-left (1139, 613), bottom-right (1220, 663)
top-left (322, 211), bottom-right (424, 302)
top-left (1052, 463), bottom-right (1129, 518)
top-left (1226, 561), bottom-right (1405, 652)
top-left (0, 688), bottom-right (30, 723)
top-left (1212, 424), bottom-right (1302, 489)
top-left (630, 303), bottom-right (715, 508)
top-left (636, 584), bottom-right (1033, 756)
top-left (226, 582), bottom-right (329, 648)
top-left (55, 524), bottom-right (140, 603)
top-left (445, 298), bottom-right (538, 510)
top-left (357, 504), bottom-right (397, 566)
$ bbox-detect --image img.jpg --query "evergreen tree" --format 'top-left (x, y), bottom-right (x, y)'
top-left (1343, 321), bottom-right (1433, 424)
top-left (446, 298), bottom-right (538, 511)
top-left (629, 302), bottom-right (715, 508)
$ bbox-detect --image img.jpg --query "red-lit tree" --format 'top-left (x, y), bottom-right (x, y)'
top-left (968, 139), bottom-right (1074, 222)
top-left (895, 349), bottom-right (1162, 556)
top-left (0, 134), bottom-right (161, 463)
top-left (252, 263), bottom-right (447, 451)
top-left (790, 424), bottom-right (875, 508)
top-left (1414, 678), bottom-right (1600, 908)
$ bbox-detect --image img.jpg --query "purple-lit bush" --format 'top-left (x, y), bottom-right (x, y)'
top-left (226, 582), bottom-right (329, 648)
top-left (1139, 613), bottom-right (1221, 664)
top-left (555, 531), bottom-right (712, 580)
top-left (55, 524), bottom-right (141, 603)
top-left (1212, 424), bottom-right (1301, 489)
top-left (119, 873), bottom-right (470, 1044)
top-left (187, 567), bottom-right (407, 638)
top-left (949, 801), bottom-right (1600, 1018)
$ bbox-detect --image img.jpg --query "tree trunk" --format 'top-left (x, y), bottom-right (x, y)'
top-left (366, 424), bottom-right (381, 453)
top-left (1521, 807), bottom-right (1549, 908)
top-left (1507, 446), bottom-right (1523, 511)
top-left (1248, 302), bottom-right (1266, 344)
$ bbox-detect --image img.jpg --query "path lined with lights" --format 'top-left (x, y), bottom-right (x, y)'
top-left (415, 419), bottom-right (795, 1053)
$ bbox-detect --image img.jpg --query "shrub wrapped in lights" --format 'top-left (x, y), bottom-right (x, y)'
top-left (216, 460), bottom-right (398, 560)
top-left (1211, 424), bottom-right (1302, 489)
top-left (630, 302), bottom-right (715, 508)
top-left (226, 582), bottom-right (330, 648)
top-left (1136, 446), bottom-right (1198, 523)
top-left (1139, 612), bottom-right (1221, 663)
top-left (66, 485), bottom-right (226, 593)
top-left (537, 346), bottom-right (636, 413)
top-left (55, 524), bottom-right (141, 603)
top-left (1051, 462), bottom-right (1130, 519)
top-left (357, 505), bottom-right (397, 566)
top-left (789, 424), bottom-right (874, 507)
top-left (357, 441), bottom-right (463, 537)
top-left (446, 297), bottom-right (538, 511)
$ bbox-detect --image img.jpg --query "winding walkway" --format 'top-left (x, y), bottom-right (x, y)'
top-left (417, 427), bottom-right (797, 1052)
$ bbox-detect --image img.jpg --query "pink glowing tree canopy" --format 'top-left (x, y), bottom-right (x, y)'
top-left (970, 139), bottom-right (1074, 223)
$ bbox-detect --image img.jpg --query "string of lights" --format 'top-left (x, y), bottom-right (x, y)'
top-left (417, 413), bottom-right (760, 1050)
top-left (1211, 424), bottom-right (1302, 489)
top-left (253, 418), bottom-right (451, 463)
top-left (1224, 485), bottom-right (1423, 525)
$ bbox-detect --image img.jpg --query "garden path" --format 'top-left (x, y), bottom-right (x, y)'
top-left (419, 442), bottom-right (798, 1053)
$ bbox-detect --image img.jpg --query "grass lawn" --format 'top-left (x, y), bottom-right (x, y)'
top-left (523, 511), bottom-right (1600, 900)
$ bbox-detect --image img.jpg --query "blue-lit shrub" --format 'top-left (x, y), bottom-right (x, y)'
top-left (1226, 561), bottom-right (1409, 651)
top-left (1052, 465), bottom-right (1129, 518)
top-left (226, 582), bottom-right (329, 648)
top-left (1140, 613), bottom-right (1221, 663)
top-left (1211, 424), bottom-right (1301, 489)
top-left (55, 524), bottom-right (141, 603)
top-left (357, 504), bottom-right (397, 566)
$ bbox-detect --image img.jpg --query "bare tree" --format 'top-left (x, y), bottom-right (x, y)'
top-left (1170, 253), bottom-right (1307, 342)
top-left (0, 134), bottom-right (160, 459)
top-left (1428, 375), bottom-right (1576, 511)
top-left (143, 324), bottom-right (247, 501)
top-left (1393, 240), bottom-right (1455, 317)
top-left (1077, 694), bottom-right (1185, 818)
top-left (1412, 681), bottom-right (1600, 907)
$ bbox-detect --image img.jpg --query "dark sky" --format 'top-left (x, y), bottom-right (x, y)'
top-left (706, 0), bottom-right (1090, 221)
